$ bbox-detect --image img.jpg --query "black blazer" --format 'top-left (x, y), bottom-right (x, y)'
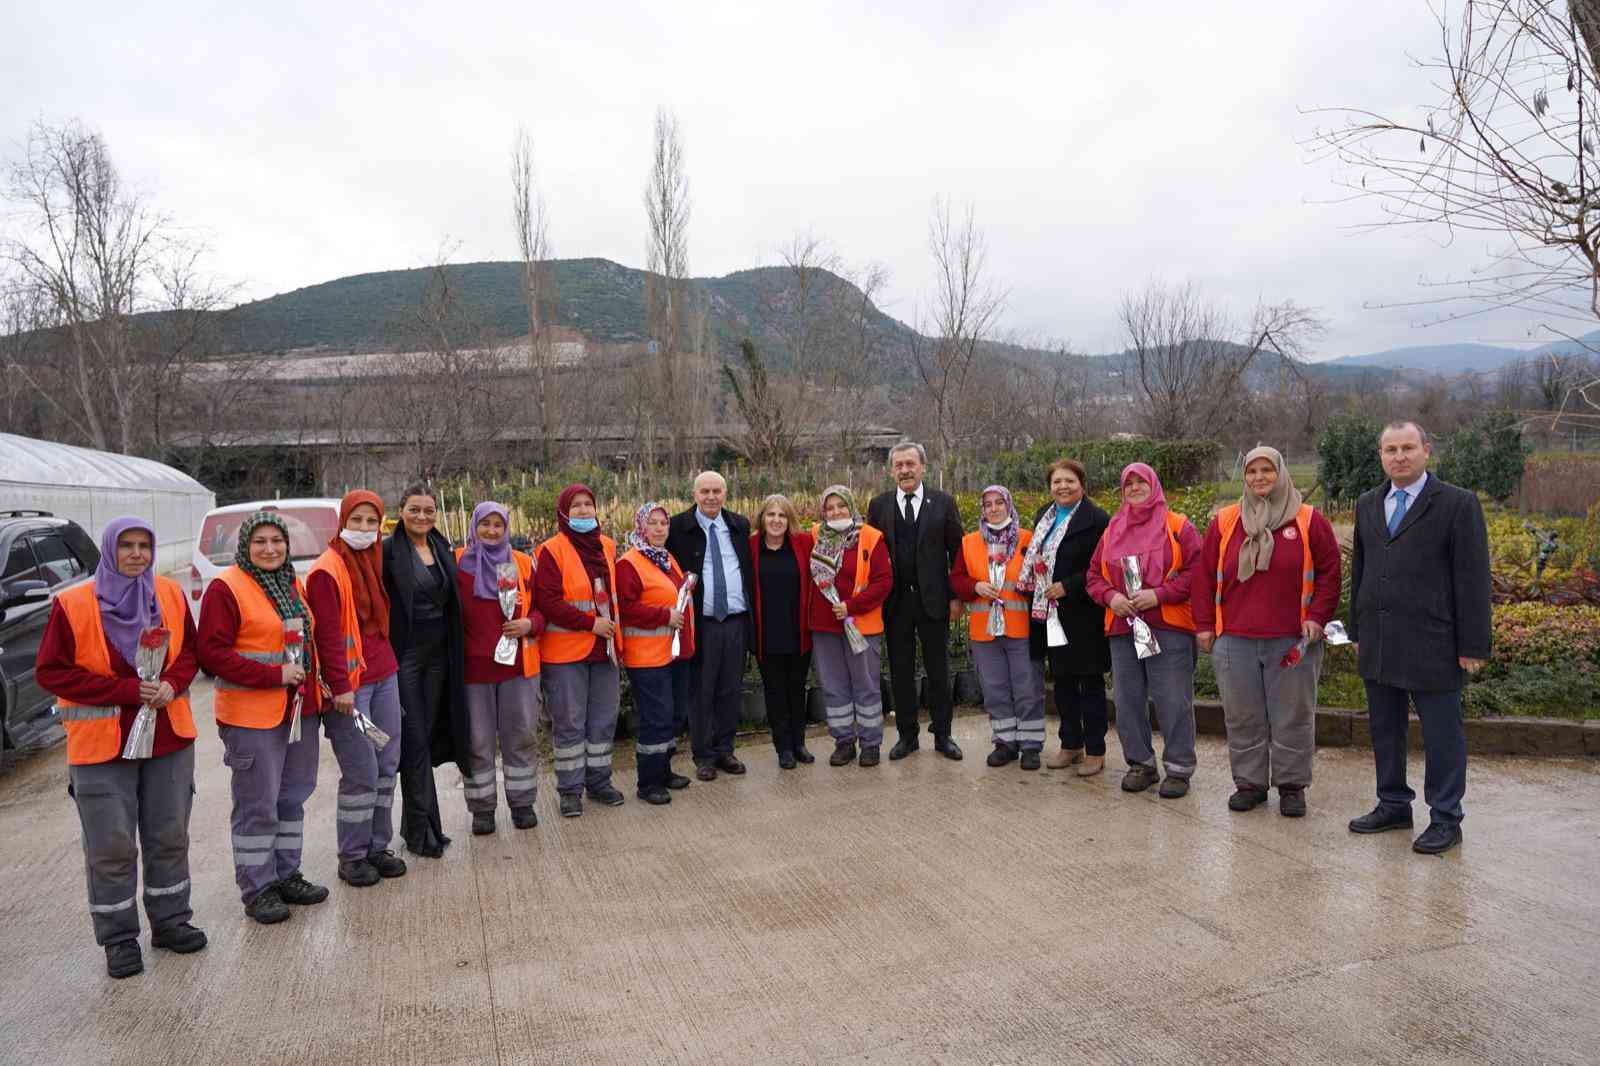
top-left (1025, 498), bottom-right (1112, 674)
top-left (1349, 475), bottom-right (1492, 692)
top-left (382, 529), bottom-right (470, 774)
top-left (866, 486), bottom-right (964, 619)
top-left (664, 506), bottom-right (757, 646)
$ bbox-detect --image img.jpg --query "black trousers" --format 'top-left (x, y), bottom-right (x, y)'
top-left (886, 595), bottom-right (951, 741)
top-left (1046, 655), bottom-right (1108, 757)
top-left (396, 632), bottom-right (448, 850)
top-left (690, 614), bottom-right (748, 764)
top-left (760, 651), bottom-right (812, 753)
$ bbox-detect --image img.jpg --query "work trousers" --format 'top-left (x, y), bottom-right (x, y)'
top-left (543, 660), bottom-right (621, 796)
top-left (395, 632), bottom-right (448, 851)
top-left (1365, 681), bottom-right (1468, 827)
top-left (812, 632), bottom-right (884, 748)
top-left (886, 598), bottom-right (952, 741)
top-left (220, 713), bottom-right (321, 904)
top-left (689, 615), bottom-right (747, 765)
top-left (974, 636), bottom-right (1044, 751)
top-left (1110, 631), bottom-right (1197, 779)
top-left (628, 660), bottom-right (688, 790)
top-left (759, 650), bottom-right (813, 754)
top-left (1214, 635), bottom-right (1321, 791)
top-left (69, 743), bottom-right (196, 946)
top-left (324, 674), bottom-right (404, 860)
top-left (463, 675), bottom-right (540, 813)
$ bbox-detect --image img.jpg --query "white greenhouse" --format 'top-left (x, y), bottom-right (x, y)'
top-left (0, 433), bottom-right (215, 575)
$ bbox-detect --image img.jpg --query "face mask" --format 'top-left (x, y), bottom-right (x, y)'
top-left (826, 518), bottom-right (854, 532)
top-left (568, 517), bottom-right (598, 533)
top-left (340, 529), bottom-right (378, 551)
top-left (984, 520), bottom-right (1012, 532)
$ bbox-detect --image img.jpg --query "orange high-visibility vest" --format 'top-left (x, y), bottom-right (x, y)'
top-left (536, 533), bottom-right (624, 665)
top-left (455, 547), bottom-right (540, 678)
top-left (1100, 511), bottom-right (1197, 634)
top-left (308, 549), bottom-right (367, 690)
top-left (1208, 503), bottom-right (1316, 636)
top-left (961, 528), bottom-right (1034, 642)
top-left (617, 549), bottom-right (691, 669)
top-left (52, 577), bottom-right (196, 766)
top-left (213, 566), bottom-right (317, 729)
top-left (808, 524), bottom-right (885, 636)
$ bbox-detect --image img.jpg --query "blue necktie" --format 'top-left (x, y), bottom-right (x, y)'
top-left (1387, 488), bottom-right (1408, 537)
top-left (707, 520), bottom-right (729, 621)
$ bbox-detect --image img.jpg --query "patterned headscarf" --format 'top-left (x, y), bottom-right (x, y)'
top-left (978, 484), bottom-right (1021, 560)
top-left (628, 501), bottom-right (674, 574)
top-left (234, 511), bottom-right (310, 628)
top-left (459, 501), bottom-right (513, 601)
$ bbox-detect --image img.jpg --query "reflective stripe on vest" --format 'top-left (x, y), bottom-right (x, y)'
top-left (536, 534), bottom-right (623, 664)
top-left (52, 576), bottom-right (196, 765)
top-left (212, 567), bottom-right (314, 729)
top-left (618, 549), bottom-right (686, 669)
top-left (455, 547), bottom-right (539, 677)
top-left (1209, 503), bottom-right (1316, 636)
top-left (961, 529), bottom-right (1033, 642)
top-left (308, 549), bottom-right (367, 689)
top-left (1099, 512), bottom-right (1197, 634)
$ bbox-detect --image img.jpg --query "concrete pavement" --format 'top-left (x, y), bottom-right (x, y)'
top-left (2, 682), bottom-right (1597, 1065)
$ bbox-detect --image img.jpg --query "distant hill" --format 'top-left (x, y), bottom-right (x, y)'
top-left (1323, 330), bottom-right (1600, 374)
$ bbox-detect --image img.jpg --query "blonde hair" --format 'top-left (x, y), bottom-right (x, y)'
top-left (757, 493), bottom-right (801, 535)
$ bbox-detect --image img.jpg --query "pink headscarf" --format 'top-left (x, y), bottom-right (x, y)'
top-left (1101, 463), bottom-right (1171, 586)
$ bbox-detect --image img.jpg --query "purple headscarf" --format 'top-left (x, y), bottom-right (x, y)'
top-left (95, 516), bottom-right (159, 665)
top-left (459, 501), bottom-right (513, 600)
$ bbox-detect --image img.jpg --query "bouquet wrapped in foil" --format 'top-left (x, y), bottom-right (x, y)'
top-left (813, 572), bottom-right (869, 654)
top-left (120, 626), bottom-right (171, 760)
top-left (986, 544), bottom-right (1009, 638)
top-left (670, 573), bottom-right (698, 659)
top-left (1281, 620), bottom-right (1347, 669)
top-left (594, 577), bottom-right (618, 667)
top-left (493, 561), bottom-right (521, 666)
top-left (1121, 555), bottom-right (1162, 660)
top-left (284, 618), bottom-right (306, 742)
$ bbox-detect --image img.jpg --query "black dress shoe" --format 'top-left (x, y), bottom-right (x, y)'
top-left (278, 871), bottom-right (329, 905)
top-left (794, 746), bottom-right (815, 764)
top-left (664, 772), bottom-right (691, 790)
top-left (636, 786), bottom-right (671, 805)
top-left (889, 737), bottom-right (920, 760)
top-left (367, 849), bottom-right (408, 877)
top-left (406, 838), bottom-right (445, 859)
top-left (987, 743), bottom-right (1018, 767)
top-left (105, 940), bottom-right (143, 979)
top-left (778, 750), bottom-right (797, 770)
top-left (695, 764), bottom-right (718, 782)
top-left (152, 922), bottom-right (208, 954)
top-left (858, 746), bottom-right (880, 767)
top-left (714, 755), bottom-right (746, 775)
top-left (1348, 806), bottom-right (1414, 834)
top-left (933, 736), bottom-right (963, 761)
top-left (830, 741), bottom-right (857, 767)
top-left (1412, 822), bottom-right (1462, 854)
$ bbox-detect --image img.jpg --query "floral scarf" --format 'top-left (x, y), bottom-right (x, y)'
top-left (810, 484), bottom-right (861, 583)
top-left (1018, 500), bottom-right (1077, 621)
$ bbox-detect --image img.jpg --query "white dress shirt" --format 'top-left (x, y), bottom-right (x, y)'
top-left (899, 483), bottom-right (925, 522)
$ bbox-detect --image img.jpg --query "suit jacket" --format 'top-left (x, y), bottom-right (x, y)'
top-left (1349, 475), bottom-right (1492, 691)
top-left (665, 506), bottom-right (757, 647)
top-left (381, 529), bottom-right (470, 774)
top-left (866, 486), bottom-right (964, 620)
top-left (1025, 498), bottom-right (1112, 674)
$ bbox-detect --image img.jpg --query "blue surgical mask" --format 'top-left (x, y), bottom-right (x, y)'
top-left (568, 517), bottom-right (598, 533)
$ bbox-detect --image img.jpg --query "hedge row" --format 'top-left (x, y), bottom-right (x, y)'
top-left (991, 439), bottom-right (1221, 493)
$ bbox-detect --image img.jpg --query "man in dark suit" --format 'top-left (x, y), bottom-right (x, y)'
top-left (665, 471), bottom-right (756, 781)
top-left (1348, 421), bottom-right (1491, 855)
top-left (866, 441), bottom-right (966, 760)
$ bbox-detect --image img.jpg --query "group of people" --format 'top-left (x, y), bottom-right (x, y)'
top-left (38, 421), bottom-right (1491, 980)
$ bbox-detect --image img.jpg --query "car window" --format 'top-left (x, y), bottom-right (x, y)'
top-left (2, 536), bottom-right (41, 586)
top-left (60, 524), bottom-right (101, 570)
top-left (201, 507), bottom-right (337, 564)
top-left (28, 532), bottom-right (86, 587)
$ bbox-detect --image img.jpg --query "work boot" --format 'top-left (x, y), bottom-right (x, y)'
top-left (278, 871), bottom-right (329, 905)
top-left (559, 793), bottom-right (583, 818)
top-left (1229, 786), bottom-right (1268, 812)
top-left (1045, 746), bottom-right (1084, 769)
top-left (1076, 755), bottom-right (1105, 777)
top-left (1121, 764), bottom-right (1160, 793)
top-left (987, 742), bottom-right (1019, 767)
top-left (1278, 787), bottom-right (1307, 818)
top-left (152, 922), bottom-right (208, 954)
top-left (858, 746), bottom-right (880, 767)
top-left (1158, 775), bottom-right (1190, 799)
top-left (830, 741), bottom-right (857, 767)
top-left (695, 764), bottom-right (717, 782)
top-left (794, 746), bottom-right (815, 764)
top-left (637, 786), bottom-right (671, 805)
top-left (714, 754), bottom-right (747, 775)
top-left (664, 771), bottom-right (691, 790)
top-left (511, 807), bottom-right (538, 830)
top-left (1020, 749), bottom-right (1041, 771)
top-left (244, 885), bottom-right (290, 925)
top-left (472, 811), bottom-right (496, 836)
top-left (338, 858), bottom-right (381, 888)
top-left (368, 850), bottom-right (408, 877)
top-left (589, 784), bottom-right (626, 807)
top-left (105, 940), bottom-right (143, 979)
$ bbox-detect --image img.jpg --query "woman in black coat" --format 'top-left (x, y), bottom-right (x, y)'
top-left (382, 483), bottom-right (471, 858)
top-left (1019, 459), bottom-right (1112, 776)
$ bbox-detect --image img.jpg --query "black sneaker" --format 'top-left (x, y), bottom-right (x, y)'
top-left (152, 922), bottom-right (208, 954)
top-left (245, 885), bottom-right (290, 924)
top-left (368, 850), bottom-right (408, 877)
top-left (1278, 787), bottom-right (1307, 818)
top-left (829, 741), bottom-right (857, 767)
top-left (471, 811), bottom-right (496, 836)
top-left (338, 858), bottom-right (380, 888)
top-left (511, 807), bottom-right (538, 830)
top-left (1019, 750), bottom-right (1041, 771)
top-left (277, 871), bottom-right (330, 906)
top-left (105, 940), bottom-right (143, 979)
top-left (1121, 764), bottom-right (1160, 792)
top-left (1229, 787), bottom-right (1268, 812)
top-left (636, 786), bottom-right (671, 805)
top-left (663, 772), bottom-right (691, 790)
top-left (589, 785), bottom-right (625, 807)
top-left (559, 793), bottom-right (583, 818)
top-left (987, 743), bottom-right (1019, 767)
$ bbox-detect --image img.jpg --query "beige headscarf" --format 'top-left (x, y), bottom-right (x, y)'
top-left (1237, 445), bottom-right (1303, 582)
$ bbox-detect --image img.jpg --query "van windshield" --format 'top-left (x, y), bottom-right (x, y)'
top-left (200, 507), bottom-right (337, 564)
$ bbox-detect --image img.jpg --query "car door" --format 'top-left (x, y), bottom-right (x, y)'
top-left (0, 534), bottom-right (54, 745)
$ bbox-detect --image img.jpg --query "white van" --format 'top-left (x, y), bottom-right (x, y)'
top-left (187, 499), bottom-right (342, 618)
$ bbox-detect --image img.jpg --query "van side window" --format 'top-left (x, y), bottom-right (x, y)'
top-left (27, 532), bottom-right (85, 587)
top-left (2, 537), bottom-right (42, 591)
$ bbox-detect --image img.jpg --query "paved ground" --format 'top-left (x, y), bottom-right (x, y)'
top-left (3, 683), bottom-right (1597, 1066)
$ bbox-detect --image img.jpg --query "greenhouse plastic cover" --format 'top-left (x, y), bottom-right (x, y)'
top-left (0, 432), bottom-right (216, 575)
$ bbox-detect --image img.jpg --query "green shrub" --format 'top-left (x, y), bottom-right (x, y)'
top-left (1437, 412), bottom-right (1530, 502)
top-left (1317, 416), bottom-right (1386, 504)
top-left (1463, 664), bottom-right (1600, 719)
top-left (992, 439), bottom-right (1220, 493)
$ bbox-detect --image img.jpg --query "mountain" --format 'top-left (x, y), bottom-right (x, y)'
top-left (1323, 331), bottom-right (1600, 374)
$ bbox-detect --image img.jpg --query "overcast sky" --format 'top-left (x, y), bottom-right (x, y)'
top-left (1, 1), bottom-right (1573, 358)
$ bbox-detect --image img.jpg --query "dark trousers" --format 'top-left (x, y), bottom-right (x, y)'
top-left (630, 661), bottom-right (690, 789)
top-left (1364, 682), bottom-right (1467, 826)
top-left (1048, 658), bottom-right (1108, 757)
top-left (396, 632), bottom-right (448, 851)
top-left (887, 596), bottom-right (951, 741)
top-left (690, 614), bottom-right (748, 764)
top-left (760, 651), bottom-right (812, 753)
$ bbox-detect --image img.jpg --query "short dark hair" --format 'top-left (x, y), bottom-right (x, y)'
top-left (1380, 420), bottom-right (1432, 447)
top-left (1046, 457), bottom-right (1088, 490)
top-left (398, 482), bottom-right (438, 510)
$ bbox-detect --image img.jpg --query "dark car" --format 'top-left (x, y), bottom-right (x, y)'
top-left (0, 511), bottom-right (100, 758)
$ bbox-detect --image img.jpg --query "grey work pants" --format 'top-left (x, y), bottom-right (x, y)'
top-left (1213, 635), bottom-right (1321, 791)
top-left (542, 660), bottom-right (620, 796)
top-left (69, 744), bottom-right (196, 946)
top-left (220, 712), bottom-right (321, 904)
top-left (324, 673), bottom-right (404, 859)
top-left (973, 636), bottom-right (1045, 750)
top-left (463, 675), bottom-right (541, 812)
top-left (812, 631), bottom-right (885, 748)
top-left (1110, 630), bottom-right (1198, 779)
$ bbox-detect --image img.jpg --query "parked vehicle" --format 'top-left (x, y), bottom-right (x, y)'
top-left (0, 511), bottom-right (100, 754)
top-left (187, 499), bottom-right (341, 617)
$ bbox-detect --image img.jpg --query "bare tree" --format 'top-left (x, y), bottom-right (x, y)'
top-left (1119, 280), bottom-right (1323, 441)
top-left (907, 198), bottom-right (1006, 476)
top-left (643, 107), bottom-right (696, 469)
top-left (511, 125), bottom-right (560, 466)
top-left (721, 338), bottom-right (800, 463)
